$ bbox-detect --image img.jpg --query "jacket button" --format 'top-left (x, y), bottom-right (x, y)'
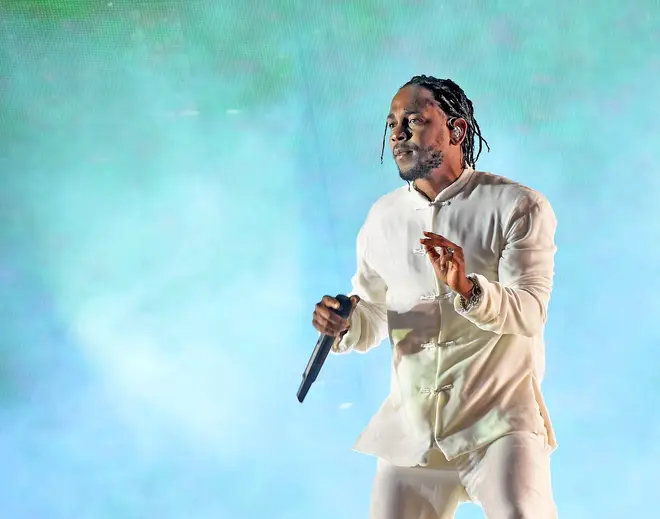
top-left (435, 384), bottom-right (454, 393)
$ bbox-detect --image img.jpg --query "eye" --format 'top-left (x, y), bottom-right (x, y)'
top-left (387, 122), bottom-right (396, 129)
top-left (409, 118), bottom-right (422, 125)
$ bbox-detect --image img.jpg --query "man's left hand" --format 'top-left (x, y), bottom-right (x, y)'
top-left (420, 232), bottom-right (473, 298)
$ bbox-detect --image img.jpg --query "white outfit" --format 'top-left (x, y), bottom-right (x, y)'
top-left (331, 167), bottom-right (559, 517)
top-left (370, 432), bottom-right (557, 519)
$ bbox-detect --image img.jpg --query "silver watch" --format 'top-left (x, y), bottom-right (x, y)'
top-left (459, 275), bottom-right (482, 312)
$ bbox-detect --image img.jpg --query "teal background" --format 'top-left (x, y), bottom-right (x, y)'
top-left (1, 1), bottom-right (659, 518)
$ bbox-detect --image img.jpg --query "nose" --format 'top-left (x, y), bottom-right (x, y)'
top-left (390, 123), bottom-right (410, 143)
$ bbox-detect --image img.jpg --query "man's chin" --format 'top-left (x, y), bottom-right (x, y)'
top-left (398, 165), bottom-right (413, 179)
top-left (399, 167), bottom-right (428, 182)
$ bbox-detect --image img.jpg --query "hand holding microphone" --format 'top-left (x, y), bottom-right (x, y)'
top-left (312, 294), bottom-right (360, 337)
top-left (297, 294), bottom-right (360, 403)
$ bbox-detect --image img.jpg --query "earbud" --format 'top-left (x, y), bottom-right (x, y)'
top-left (447, 118), bottom-right (463, 143)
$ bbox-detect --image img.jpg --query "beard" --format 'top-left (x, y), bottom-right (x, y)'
top-left (397, 145), bottom-right (444, 182)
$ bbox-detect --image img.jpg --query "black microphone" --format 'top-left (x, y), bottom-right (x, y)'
top-left (297, 294), bottom-right (353, 403)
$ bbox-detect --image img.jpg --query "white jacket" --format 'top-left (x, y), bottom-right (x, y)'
top-left (332, 167), bottom-right (557, 467)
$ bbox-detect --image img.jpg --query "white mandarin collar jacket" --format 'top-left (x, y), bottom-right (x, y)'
top-left (333, 167), bottom-right (557, 467)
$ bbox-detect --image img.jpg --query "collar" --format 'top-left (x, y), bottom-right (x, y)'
top-left (409, 167), bottom-right (475, 208)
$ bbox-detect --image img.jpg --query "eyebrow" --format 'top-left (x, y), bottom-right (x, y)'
top-left (386, 109), bottom-right (423, 120)
top-left (386, 100), bottom-right (439, 120)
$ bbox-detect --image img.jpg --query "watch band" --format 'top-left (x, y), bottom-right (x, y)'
top-left (459, 274), bottom-right (482, 312)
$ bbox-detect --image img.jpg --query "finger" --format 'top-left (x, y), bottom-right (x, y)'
top-left (423, 231), bottom-right (451, 239)
top-left (315, 302), bottom-right (346, 326)
top-left (315, 308), bottom-right (346, 330)
top-left (313, 320), bottom-right (338, 337)
top-left (321, 295), bottom-right (341, 310)
top-left (424, 243), bottom-right (454, 265)
top-left (313, 314), bottom-right (347, 336)
top-left (423, 243), bottom-right (441, 261)
top-left (420, 238), bottom-right (454, 254)
top-left (422, 242), bottom-right (464, 264)
top-left (421, 234), bottom-right (460, 250)
top-left (443, 245), bottom-right (464, 265)
top-left (312, 315), bottom-right (331, 335)
top-left (425, 246), bottom-right (449, 278)
top-left (349, 295), bottom-right (360, 310)
top-left (421, 239), bottom-right (460, 253)
top-left (440, 251), bottom-right (453, 271)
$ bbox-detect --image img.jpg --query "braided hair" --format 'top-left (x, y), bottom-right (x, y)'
top-left (380, 75), bottom-right (490, 169)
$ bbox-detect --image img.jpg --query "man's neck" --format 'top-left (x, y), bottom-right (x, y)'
top-left (413, 164), bottom-right (464, 201)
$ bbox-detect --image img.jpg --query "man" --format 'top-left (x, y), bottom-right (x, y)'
top-left (312, 75), bottom-right (559, 519)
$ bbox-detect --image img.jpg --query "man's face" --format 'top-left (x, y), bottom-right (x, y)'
top-left (387, 85), bottom-right (451, 182)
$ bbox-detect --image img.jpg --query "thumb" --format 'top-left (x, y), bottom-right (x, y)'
top-left (349, 295), bottom-right (360, 309)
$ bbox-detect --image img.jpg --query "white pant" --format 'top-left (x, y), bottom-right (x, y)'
top-left (369, 432), bottom-right (558, 519)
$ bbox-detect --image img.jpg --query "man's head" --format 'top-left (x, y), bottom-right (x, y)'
top-left (382, 76), bottom-right (489, 183)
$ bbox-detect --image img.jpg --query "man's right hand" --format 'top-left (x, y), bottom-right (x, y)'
top-left (312, 295), bottom-right (360, 337)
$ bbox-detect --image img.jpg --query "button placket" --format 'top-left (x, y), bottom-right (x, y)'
top-left (414, 200), bottom-right (455, 441)
top-left (431, 200), bottom-right (451, 208)
top-left (419, 383), bottom-right (453, 395)
top-left (416, 200), bottom-right (451, 210)
top-left (421, 339), bottom-right (456, 349)
top-left (419, 292), bottom-right (453, 302)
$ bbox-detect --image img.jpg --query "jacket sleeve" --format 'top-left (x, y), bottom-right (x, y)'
top-left (331, 223), bottom-right (389, 355)
top-left (453, 192), bottom-right (557, 337)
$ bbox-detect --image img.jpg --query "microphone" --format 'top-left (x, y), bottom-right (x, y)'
top-left (297, 294), bottom-right (353, 403)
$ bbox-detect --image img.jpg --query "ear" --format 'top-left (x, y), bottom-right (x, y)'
top-left (449, 117), bottom-right (468, 146)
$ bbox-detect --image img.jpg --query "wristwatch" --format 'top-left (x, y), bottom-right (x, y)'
top-left (459, 274), bottom-right (482, 312)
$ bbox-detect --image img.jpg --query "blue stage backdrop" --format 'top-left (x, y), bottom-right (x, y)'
top-left (1, 1), bottom-right (658, 518)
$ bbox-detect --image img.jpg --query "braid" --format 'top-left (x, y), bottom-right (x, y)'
top-left (380, 75), bottom-right (490, 169)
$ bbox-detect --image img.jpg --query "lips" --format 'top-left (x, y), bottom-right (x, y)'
top-left (394, 149), bottom-right (413, 159)
top-left (393, 143), bottom-right (416, 154)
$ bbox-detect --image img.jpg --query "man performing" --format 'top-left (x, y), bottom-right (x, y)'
top-left (312, 75), bottom-right (558, 519)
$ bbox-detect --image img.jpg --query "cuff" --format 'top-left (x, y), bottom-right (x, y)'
top-left (453, 273), bottom-right (485, 315)
top-left (331, 313), bottom-right (361, 354)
